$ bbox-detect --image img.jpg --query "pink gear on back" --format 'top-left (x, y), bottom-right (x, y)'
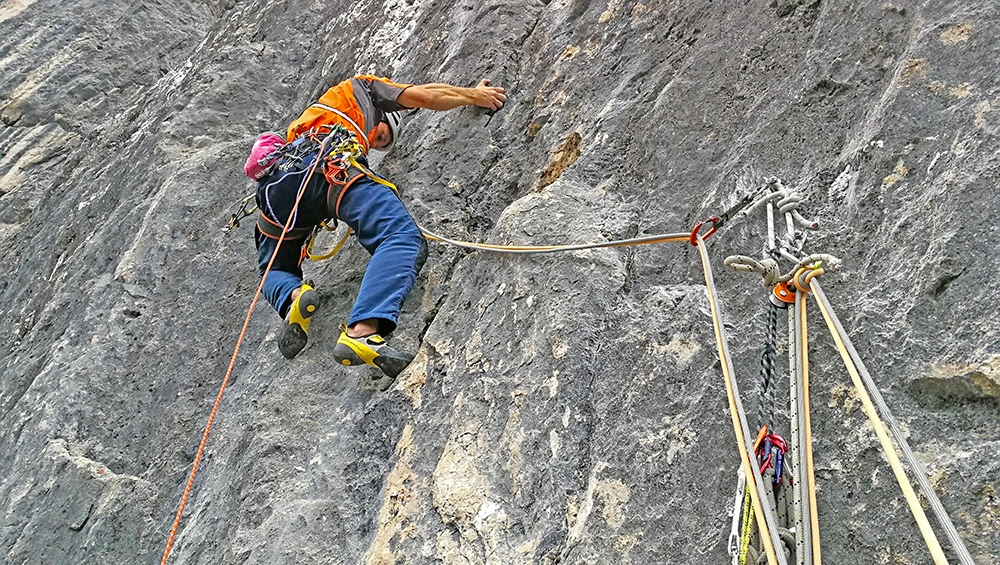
top-left (244, 132), bottom-right (286, 180)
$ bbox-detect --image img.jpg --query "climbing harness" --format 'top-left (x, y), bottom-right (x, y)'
top-left (223, 132), bottom-right (330, 235)
top-left (225, 126), bottom-right (399, 268)
top-left (253, 127), bottom-right (359, 241)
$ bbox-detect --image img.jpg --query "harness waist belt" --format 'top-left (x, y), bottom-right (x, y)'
top-left (256, 210), bottom-right (313, 241)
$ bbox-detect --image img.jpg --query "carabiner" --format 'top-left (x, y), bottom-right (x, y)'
top-left (222, 194), bottom-right (257, 233)
top-left (689, 216), bottom-right (721, 246)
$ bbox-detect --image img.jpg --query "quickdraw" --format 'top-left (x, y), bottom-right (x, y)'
top-left (222, 193), bottom-right (257, 233)
top-left (689, 190), bottom-right (760, 245)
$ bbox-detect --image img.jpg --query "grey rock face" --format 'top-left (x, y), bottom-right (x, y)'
top-left (2, 1), bottom-right (998, 564)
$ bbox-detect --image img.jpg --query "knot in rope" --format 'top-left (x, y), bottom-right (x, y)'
top-left (777, 254), bottom-right (841, 284)
top-left (724, 255), bottom-right (781, 287)
top-left (741, 177), bottom-right (819, 230)
top-left (792, 265), bottom-right (824, 293)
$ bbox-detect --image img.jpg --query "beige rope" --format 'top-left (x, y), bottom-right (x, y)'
top-left (420, 227), bottom-right (690, 254)
top-left (695, 234), bottom-right (787, 565)
top-left (810, 279), bottom-right (949, 565)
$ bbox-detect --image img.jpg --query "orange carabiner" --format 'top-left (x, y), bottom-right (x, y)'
top-left (689, 216), bottom-right (720, 246)
top-left (753, 425), bottom-right (770, 452)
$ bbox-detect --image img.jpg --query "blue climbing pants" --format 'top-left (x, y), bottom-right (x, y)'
top-left (255, 158), bottom-right (426, 336)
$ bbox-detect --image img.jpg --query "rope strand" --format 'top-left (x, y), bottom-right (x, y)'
top-left (695, 234), bottom-right (787, 565)
top-left (419, 228), bottom-right (689, 254)
top-left (812, 279), bottom-right (973, 565)
top-left (756, 301), bottom-right (780, 431)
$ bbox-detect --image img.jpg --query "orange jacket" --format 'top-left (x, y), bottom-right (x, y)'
top-left (286, 75), bottom-right (411, 154)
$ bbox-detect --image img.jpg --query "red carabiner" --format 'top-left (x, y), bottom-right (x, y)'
top-left (689, 216), bottom-right (720, 246)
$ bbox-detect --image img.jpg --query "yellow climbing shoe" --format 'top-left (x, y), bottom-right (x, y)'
top-left (278, 284), bottom-right (319, 360)
top-left (332, 324), bottom-right (413, 379)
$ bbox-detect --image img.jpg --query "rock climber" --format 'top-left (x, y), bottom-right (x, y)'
top-left (251, 75), bottom-right (505, 379)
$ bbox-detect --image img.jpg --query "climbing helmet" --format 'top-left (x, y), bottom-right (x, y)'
top-left (379, 111), bottom-right (402, 151)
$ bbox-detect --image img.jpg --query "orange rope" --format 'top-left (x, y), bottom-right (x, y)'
top-left (160, 133), bottom-right (330, 565)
